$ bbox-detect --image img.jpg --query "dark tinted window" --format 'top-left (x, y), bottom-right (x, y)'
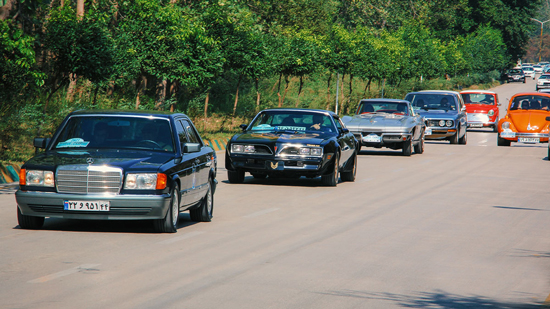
top-left (182, 120), bottom-right (201, 144)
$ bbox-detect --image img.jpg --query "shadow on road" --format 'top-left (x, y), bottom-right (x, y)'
top-left (493, 206), bottom-right (546, 211)
top-left (13, 213), bottom-right (199, 234)
top-left (318, 289), bottom-right (542, 308)
top-left (221, 176), bottom-right (329, 188)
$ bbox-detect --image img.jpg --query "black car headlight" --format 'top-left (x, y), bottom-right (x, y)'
top-left (299, 147), bottom-right (323, 156)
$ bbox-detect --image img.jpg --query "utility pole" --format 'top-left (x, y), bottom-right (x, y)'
top-left (530, 18), bottom-right (550, 62)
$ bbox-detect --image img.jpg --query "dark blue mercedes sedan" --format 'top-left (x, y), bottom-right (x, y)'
top-left (15, 110), bottom-right (217, 233)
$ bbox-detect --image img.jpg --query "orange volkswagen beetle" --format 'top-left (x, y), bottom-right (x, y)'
top-left (497, 92), bottom-right (550, 146)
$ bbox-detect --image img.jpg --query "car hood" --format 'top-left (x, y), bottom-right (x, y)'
top-left (344, 114), bottom-right (413, 131)
top-left (466, 104), bottom-right (496, 113)
top-left (416, 110), bottom-right (458, 119)
top-left (23, 149), bottom-right (174, 171)
top-left (508, 111), bottom-right (550, 133)
top-left (233, 131), bottom-right (334, 145)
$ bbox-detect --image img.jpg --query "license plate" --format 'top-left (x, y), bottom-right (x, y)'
top-left (518, 137), bottom-right (539, 143)
top-left (425, 128), bottom-right (432, 135)
top-left (469, 123), bottom-right (483, 128)
top-left (363, 134), bottom-right (381, 143)
top-left (64, 200), bottom-right (110, 211)
top-left (500, 131), bottom-right (516, 138)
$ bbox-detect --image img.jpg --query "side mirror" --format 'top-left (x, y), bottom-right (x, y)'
top-left (33, 137), bottom-right (50, 149)
top-left (461, 106), bottom-right (466, 112)
top-left (239, 124), bottom-right (248, 131)
top-left (341, 128), bottom-right (350, 134)
top-left (182, 142), bottom-right (201, 153)
top-left (497, 103), bottom-right (501, 106)
top-left (545, 116), bottom-right (550, 121)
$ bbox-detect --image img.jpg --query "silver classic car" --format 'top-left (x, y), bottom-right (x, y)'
top-left (342, 99), bottom-right (426, 156)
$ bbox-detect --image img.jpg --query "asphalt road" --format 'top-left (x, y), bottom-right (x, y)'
top-left (2, 79), bottom-right (550, 309)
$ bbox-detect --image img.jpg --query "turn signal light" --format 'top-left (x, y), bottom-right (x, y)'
top-left (156, 173), bottom-right (167, 190)
top-left (19, 169), bottom-right (26, 186)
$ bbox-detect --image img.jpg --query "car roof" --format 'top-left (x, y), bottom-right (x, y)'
top-left (407, 90), bottom-right (461, 95)
top-left (68, 109), bottom-right (186, 119)
top-left (259, 108), bottom-right (337, 116)
top-left (359, 98), bottom-right (410, 104)
top-left (459, 90), bottom-right (496, 95)
top-left (510, 92), bottom-right (550, 98)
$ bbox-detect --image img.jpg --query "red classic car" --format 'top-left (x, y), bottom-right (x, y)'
top-left (460, 90), bottom-right (500, 132)
top-left (497, 92), bottom-right (550, 146)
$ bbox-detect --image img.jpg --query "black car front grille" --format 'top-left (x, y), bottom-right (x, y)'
top-left (28, 204), bottom-right (152, 215)
top-left (57, 165), bottom-right (122, 194)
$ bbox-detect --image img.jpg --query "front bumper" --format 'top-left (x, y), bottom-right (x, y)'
top-left (424, 127), bottom-right (457, 139)
top-left (352, 132), bottom-right (411, 146)
top-left (537, 84), bottom-right (550, 89)
top-left (499, 132), bottom-right (549, 142)
top-left (467, 113), bottom-right (497, 128)
top-left (228, 153), bottom-right (329, 176)
top-left (15, 190), bottom-right (171, 220)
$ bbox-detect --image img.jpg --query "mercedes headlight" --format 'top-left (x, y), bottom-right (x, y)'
top-left (125, 173), bottom-right (167, 190)
top-left (23, 170), bottom-right (55, 187)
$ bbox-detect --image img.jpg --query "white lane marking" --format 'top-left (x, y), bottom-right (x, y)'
top-left (159, 231), bottom-right (204, 245)
top-left (244, 208), bottom-right (279, 218)
top-left (28, 264), bottom-right (100, 283)
top-left (478, 138), bottom-right (488, 144)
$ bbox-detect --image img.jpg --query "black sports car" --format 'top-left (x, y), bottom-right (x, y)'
top-left (225, 108), bottom-right (358, 186)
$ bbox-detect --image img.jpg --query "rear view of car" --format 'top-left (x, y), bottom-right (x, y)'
top-left (506, 69), bottom-right (525, 83)
top-left (523, 67), bottom-right (535, 79)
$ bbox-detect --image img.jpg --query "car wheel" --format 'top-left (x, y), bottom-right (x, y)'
top-left (523, 79), bottom-right (526, 83)
top-left (321, 153), bottom-right (339, 187)
top-left (17, 207), bottom-right (44, 229)
top-left (449, 132), bottom-right (459, 144)
top-left (459, 131), bottom-right (467, 145)
top-left (227, 169), bottom-right (245, 183)
top-left (402, 139), bottom-right (412, 156)
top-left (340, 153), bottom-right (357, 182)
top-left (251, 173), bottom-right (267, 179)
top-left (414, 133), bottom-right (424, 154)
top-left (153, 183), bottom-right (179, 233)
top-left (357, 144), bottom-right (362, 153)
top-left (497, 136), bottom-right (511, 146)
top-left (492, 124), bottom-right (498, 133)
top-left (190, 180), bottom-right (213, 222)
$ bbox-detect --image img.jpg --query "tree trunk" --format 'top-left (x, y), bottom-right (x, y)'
top-left (92, 85), bottom-right (99, 105)
top-left (76, 0), bottom-right (85, 19)
top-left (0, 0), bottom-right (15, 20)
top-left (204, 88), bottom-right (210, 118)
top-left (325, 73), bottom-right (332, 110)
top-left (281, 75), bottom-right (291, 107)
top-left (363, 79), bottom-right (372, 97)
top-left (135, 75), bottom-right (146, 110)
top-left (66, 73), bottom-right (77, 102)
top-left (155, 79), bottom-right (167, 110)
top-left (276, 73), bottom-right (283, 107)
top-left (340, 74), bottom-right (345, 114)
top-left (255, 78), bottom-right (261, 113)
top-left (295, 76), bottom-right (304, 108)
top-left (170, 82), bottom-right (177, 112)
top-left (232, 75), bottom-right (242, 115)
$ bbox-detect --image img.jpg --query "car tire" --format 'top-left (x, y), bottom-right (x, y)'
top-left (189, 180), bottom-right (213, 222)
top-left (321, 153), bottom-right (339, 187)
top-left (523, 79), bottom-right (526, 83)
top-left (227, 169), bottom-right (245, 183)
top-left (459, 131), bottom-right (467, 145)
top-left (17, 207), bottom-right (44, 229)
top-left (251, 173), bottom-right (267, 179)
top-left (153, 184), bottom-right (179, 233)
top-left (357, 144), bottom-right (362, 153)
top-left (449, 132), bottom-right (459, 144)
top-left (414, 133), bottom-right (424, 154)
top-left (497, 136), bottom-right (511, 146)
top-left (340, 153), bottom-right (357, 182)
top-left (402, 139), bottom-right (412, 156)
top-left (492, 124), bottom-right (498, 133)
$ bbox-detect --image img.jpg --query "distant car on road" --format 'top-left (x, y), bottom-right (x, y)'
top-left (497, 92), bottom-right (550, 147)
top-left (536, 74), bottom-right (550, 91)
top-left (225, 108), bottom-right (358, 186)
top-left (342, 99), bottom-right (426, 156)
top-left (533, 65), bottom-right (543, 73)
top-left (404, 90), bottom-right (468, 144)
top-left (16, 110), bottom-right (217, 232)
top-left (505, 69), bottom-right (526, 83)
top-left (523, 67), bottom-right (535, 79)
top-left (460, 90), bottom-right (500, 132)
